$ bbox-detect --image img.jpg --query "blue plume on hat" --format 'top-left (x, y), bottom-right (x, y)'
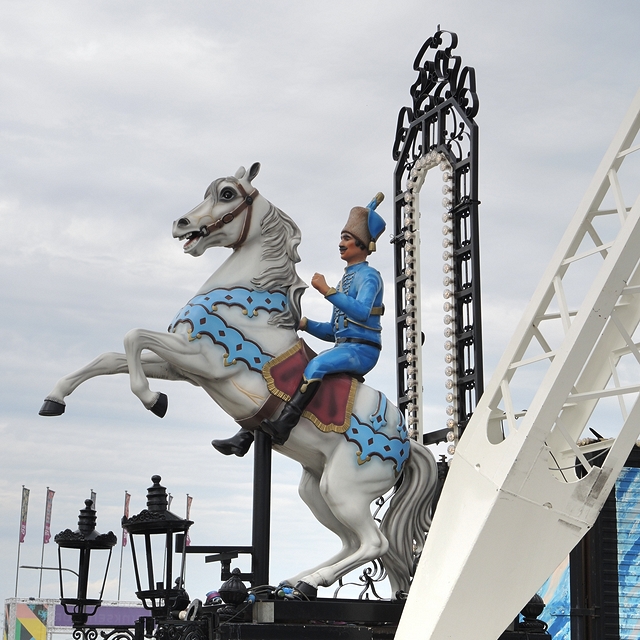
top-left (366, 192), bottom-right (386, 252)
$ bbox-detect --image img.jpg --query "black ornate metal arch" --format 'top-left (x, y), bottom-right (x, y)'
top-left (391, 29), bottom-right (483, 452)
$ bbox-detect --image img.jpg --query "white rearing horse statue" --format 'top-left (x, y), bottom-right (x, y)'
top-left (40, 163), bottom-right (438, 596)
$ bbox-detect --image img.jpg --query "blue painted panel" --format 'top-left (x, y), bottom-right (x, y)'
top-left (538, 557), bottom-right (570, 639)
top-left (539, 464), bottom-right (640, 638)
top-left (616, 466), bottom-right (640, 639)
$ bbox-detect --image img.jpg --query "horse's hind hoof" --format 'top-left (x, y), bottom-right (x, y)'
top-left (294, 581), bottom-right (317, 600)
top-left (149, 393), bottom-right (168, 418)
top-left (39, 399), bottom-right (66, 416)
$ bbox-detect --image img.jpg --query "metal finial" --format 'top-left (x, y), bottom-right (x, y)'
top-left (147, 475), bottom-right (169, 513)
top-left (77, 499), bottom-right (97, 538)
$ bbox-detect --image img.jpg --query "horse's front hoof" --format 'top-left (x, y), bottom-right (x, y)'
top-left (294, 581), bottom-right (317, 600)
top-left (39, 399), bottom-right (66, 416)
top-left (149, 393), bottom-right (168, 418)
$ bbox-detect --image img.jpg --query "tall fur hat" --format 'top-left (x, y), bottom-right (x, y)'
top-left (341, 193), bottom-right (386, 253)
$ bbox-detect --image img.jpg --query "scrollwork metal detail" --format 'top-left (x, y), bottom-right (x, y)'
top-left (155, 619), bottom-right (209, 640)
top-left (72, 628), bottom-right (98, 640)
top-left (392, 29), bottom-right (483, 453)
top-left (410, 31), bottom-right (479, 120)
top-left (393, 29), bottom-right (479, 163)
top-left (372, 494), bottom-right (388, 523)
top-left (333, 559), bottom-right (387, 600)
top-left (100, 628), bottom-right (135, 640)
top-left (69, 626), bottom-right (135, 640)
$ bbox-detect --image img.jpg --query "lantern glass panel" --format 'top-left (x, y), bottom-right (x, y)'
top-left (57, 546), bottom-right (114, 619)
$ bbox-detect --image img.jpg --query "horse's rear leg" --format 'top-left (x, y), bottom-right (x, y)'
top-left (282, 467), bottom-right (359, 587)
top-left (40, 352), bottom-right (182, 416)
top-left (303, 514), bottom-right (388, 590)
top-left (300, 497), bottom-right (389, 591)
top-left (298, 446), bottom-right (394, 591)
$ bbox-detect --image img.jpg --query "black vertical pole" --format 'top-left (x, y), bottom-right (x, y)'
top-left (251, 430), bottom-right (271, 586)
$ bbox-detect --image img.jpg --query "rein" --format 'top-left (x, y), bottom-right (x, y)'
top-left (202, 183), bottom-right (259, 250)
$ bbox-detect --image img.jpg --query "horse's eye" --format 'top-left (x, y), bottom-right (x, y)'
top-left (220, 188), bottom-right (236, 200)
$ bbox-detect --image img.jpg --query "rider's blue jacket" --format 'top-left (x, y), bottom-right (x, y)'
top-left (302, 261), bottom-right (383, 380)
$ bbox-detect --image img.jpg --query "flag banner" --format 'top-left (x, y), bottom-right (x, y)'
top-left (122, 492), bottom-right (131, 547)
top-left (43, 489), bottom-right (55, 544)
top-left (168, 493), bottom-right (173, 510)
top-left (90, 490), bottom-right (96, 510)
top-left (185, 495), bottom-right (193, 547)
top-left (19, 487), bottom-right (30, 543)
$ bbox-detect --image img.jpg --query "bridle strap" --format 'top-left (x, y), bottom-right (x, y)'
top-left (228, 184), bottom-right (254, 250)
top-left (203, 183), bottom-right (259, 249)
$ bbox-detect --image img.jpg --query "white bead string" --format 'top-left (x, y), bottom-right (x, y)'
top-left (402, 150), bottom-right (457, 451)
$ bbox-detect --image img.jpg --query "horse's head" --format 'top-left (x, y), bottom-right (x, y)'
top-left (173, 163), bottom-right (263, 257)
top-left (174, 164), bottom-right (307, 330)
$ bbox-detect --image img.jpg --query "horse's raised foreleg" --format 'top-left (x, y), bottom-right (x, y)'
top-left (40, 352), bottom-right (190, 416)
top-left (123, 328), bottom-right (222, 417)
top-left (282, 467), bottom-right (360, 587)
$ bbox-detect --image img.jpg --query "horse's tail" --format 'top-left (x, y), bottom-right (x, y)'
top-left (379, 439), bottom-right (438, 596)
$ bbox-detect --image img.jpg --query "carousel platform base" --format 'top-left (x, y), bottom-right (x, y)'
top-left (149, 599), bottom-right (550, 640)
top-left (218, 622), bottom-right (397, 640)
top-left (212, 598), bottom-right (550, 640)
top-left (215, 598), bottom-right (401, 640)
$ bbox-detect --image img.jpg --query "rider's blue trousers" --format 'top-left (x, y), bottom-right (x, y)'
top-left (303, 342), bottom-right (380, 381)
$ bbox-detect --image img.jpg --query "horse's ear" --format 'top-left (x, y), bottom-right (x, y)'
top-left (248, 162), bottom-right (261, 182)
top-left (234, 166), bottom-right (246, 179)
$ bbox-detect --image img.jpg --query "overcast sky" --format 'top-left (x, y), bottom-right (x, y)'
top-left (1, 0), bottom-right (639, 616)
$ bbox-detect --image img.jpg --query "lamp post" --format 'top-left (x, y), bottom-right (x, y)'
top-left (54, 499), bottom-right (117, 627)
top-left (122, 476), bottom-right (192, 620)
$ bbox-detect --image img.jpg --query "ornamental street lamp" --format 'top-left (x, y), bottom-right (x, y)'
top-left (122, 476), bottom-right (192, 619)
top-left (55, 499), bottom-right (117, 627)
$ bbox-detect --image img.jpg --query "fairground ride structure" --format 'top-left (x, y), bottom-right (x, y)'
top-left (397, 77), bottom-right (640, 639)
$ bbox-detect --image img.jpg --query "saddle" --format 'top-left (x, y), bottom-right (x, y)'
top-left (262, 340), bottom-right (358, 434)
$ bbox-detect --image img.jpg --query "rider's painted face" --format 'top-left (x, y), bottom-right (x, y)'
top-left (339, 232), bottom-right (368, 266)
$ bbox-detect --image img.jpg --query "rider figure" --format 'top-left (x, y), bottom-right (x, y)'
top-left (261, 193), bottom-right (386, 445)
top-left (212, 194), bottom-right (386, 455)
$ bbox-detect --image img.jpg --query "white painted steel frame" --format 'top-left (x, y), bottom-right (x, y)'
top-left (398, 88), bottom-right (640, 639)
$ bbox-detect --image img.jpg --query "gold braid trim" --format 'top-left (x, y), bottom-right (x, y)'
top-left (302, 378), bottom-right (357, 434)
top-left (262, 339), bottom-right (306, 403)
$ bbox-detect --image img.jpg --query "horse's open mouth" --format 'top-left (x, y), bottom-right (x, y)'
top-left (178, 231), bottom-right (203, 252)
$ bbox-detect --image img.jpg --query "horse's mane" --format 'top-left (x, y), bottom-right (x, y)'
top-left (252, 203), bottom-right (307, 330)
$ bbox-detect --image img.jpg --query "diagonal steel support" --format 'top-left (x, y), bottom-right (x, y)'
top-left (397, 87), bottom-right (640, 639)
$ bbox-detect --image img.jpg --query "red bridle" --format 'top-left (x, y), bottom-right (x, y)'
top-left (202, 182), bottom-right (259, 250)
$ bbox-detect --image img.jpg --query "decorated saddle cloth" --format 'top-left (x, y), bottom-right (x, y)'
top-left (262, 340), bottom-right (358, 434)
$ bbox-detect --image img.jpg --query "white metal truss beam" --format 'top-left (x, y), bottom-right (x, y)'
top-left (397, 87), bottom-right (640, 639)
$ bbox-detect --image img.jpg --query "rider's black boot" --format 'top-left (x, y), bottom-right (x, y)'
top-left (261, 378), bottom-right (321, 445)
top-left (211, 429), bottom-right (254, 457)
